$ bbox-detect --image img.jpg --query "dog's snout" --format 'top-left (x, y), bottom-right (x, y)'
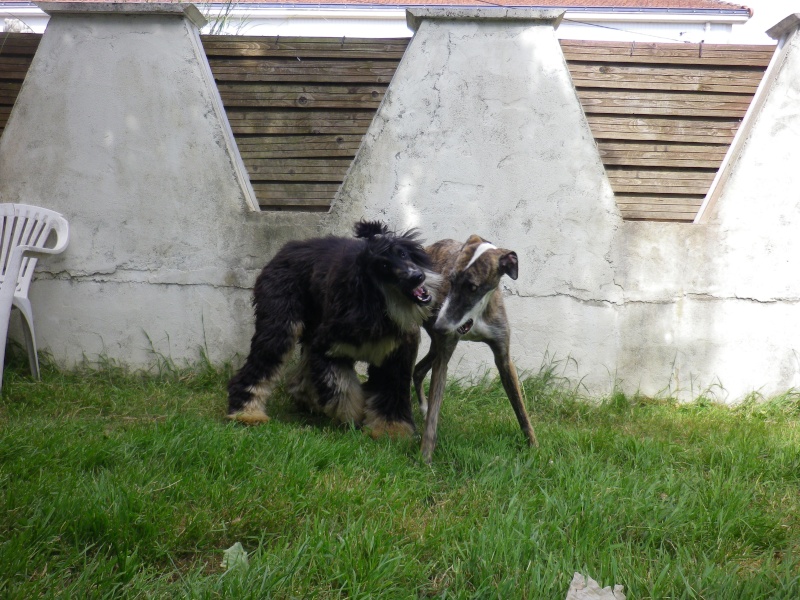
top-left (409, 270), bottom-right (425, 286)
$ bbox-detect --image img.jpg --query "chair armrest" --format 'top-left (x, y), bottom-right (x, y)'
top-left (18, 217), bottom-right (70, 257)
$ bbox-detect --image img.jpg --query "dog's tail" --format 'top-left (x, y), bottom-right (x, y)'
top-left (353, 220), bottom-right (390, 239)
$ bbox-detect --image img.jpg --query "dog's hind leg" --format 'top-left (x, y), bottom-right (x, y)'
top-left (227, 308), bottom-right (303, 424)
top-left (305, 350), bottom-right (365, 425)
top-left (363, 331), bottom-right (419, 439)
top-left (490, 340), bottom-right (538, 448)
top-left (420, 336), bottom-right (458, 463)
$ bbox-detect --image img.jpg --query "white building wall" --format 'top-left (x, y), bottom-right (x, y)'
top-left (0, 3), bottom-right (749, 44)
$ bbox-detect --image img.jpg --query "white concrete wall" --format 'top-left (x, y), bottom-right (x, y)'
top-left (326, 9), bottom-right (624, 394)
top-left (614, 15), bottom-right (800, 400)
top-left (0, 2), bottom-right (321, 366)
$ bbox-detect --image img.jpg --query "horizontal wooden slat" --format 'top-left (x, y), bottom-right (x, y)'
top-left (560, 40), bottom-right (774, 67)
top-left (0, 33), bottom-right (41, 56)
top-left (607, 168), bottom-right (715, 195)
top-left (227, 109), bottom-right (374, 135)
top-left (254, 181), bottom-right (339, 211)
top-left (208, 59), bottom-right (398, 83)
top-left (616, 194), bottom-right (704, 222)
top-left (0, 57), bottom-right (32, 80)
top-left (237, 135), bottom-right (362, 158)
top-left (230, 125), bottom-right (370, 136)
top-left (620, 209), bottom-right (698, 221)
top-left (597, 141), bottom-right (728, 168)
top-left (252, 182), bottom-right (340, 198)
top-left (217, 83), bottom-right (386, 109)
top-left (201, 35), bottom-right (409, 60)
top-left (577, 89), bottom-right (753, 118)
top-left (569, 64), bottom-right (764, 93)
top-left (243, 158), bottom-right (352, 180)
top-left (587, 116), bottom-right (739, 144)
top-left (615, 194), bottom-right (704, 206)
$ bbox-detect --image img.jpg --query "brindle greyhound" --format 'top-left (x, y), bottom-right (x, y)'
top-left (413, 235), bottom-right (538, 463)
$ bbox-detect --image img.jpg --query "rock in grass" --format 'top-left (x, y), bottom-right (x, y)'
top-left (566, 573), bottom-right (625, 600)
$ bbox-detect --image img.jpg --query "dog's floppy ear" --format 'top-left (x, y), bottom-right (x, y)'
top-left (354, 220), bottom-right (390, 239)
top-left (499, 251), bottom-right (518, 280)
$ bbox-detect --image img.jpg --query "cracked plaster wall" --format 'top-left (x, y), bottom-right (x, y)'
top-left (0, 6), bottom-right (322, 366)
top-left (616, 20), bottom-right (800, 400)
top-left (326, 11), bottom-right (624, 394)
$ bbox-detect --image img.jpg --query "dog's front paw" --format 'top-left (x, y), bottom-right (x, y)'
top-left (364, 418), bottom-right (415, 440)
top-left (226, 404), bottom-right (271, 425)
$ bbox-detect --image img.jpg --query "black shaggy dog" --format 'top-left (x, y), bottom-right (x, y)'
top-left (227, 221), bottom-right (440, 438)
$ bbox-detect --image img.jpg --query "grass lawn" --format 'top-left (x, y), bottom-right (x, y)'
top-left (1, 352), bottom-right (799, 599)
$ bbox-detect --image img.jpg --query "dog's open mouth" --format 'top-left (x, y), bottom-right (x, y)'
top-left (457, 319), bottom-right (474, 335)
top-left (412, 285), bottom-right (432, 305)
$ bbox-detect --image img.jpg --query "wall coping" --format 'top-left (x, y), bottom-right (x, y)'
top-left (406, 8), bottom-right (564, 32)
top-left (35, 2), bottom-right (207, 29)
top-left (766, 13), bottom-right (800, 42)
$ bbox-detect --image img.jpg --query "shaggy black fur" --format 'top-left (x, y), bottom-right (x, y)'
top-left (227, 220), bottom-right (438, 437)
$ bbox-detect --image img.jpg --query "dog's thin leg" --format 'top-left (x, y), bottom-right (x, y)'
top-left (420, 337), bottom-right (457, 463)
top-left (491, 343), bottom-right (538, 448)
top-left (413, 345), bottom-right (436, 417)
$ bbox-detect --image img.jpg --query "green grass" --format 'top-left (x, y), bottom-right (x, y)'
top-left (1, 351), bottom-right (800, 599)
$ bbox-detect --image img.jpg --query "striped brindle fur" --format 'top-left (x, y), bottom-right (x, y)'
top-left (414, 235), bottom-right (538, 463)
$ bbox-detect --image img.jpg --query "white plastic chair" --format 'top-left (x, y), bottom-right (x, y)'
top-left (0, 204), bottom-right (70, 392)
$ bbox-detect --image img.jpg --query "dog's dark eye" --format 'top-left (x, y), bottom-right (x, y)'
top-left (469, 283), bottom-right (478, 293)
top-left (397, 249), bottom-right (408, 259)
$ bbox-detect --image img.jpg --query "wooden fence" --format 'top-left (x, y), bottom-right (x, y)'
top-left (561, 40), bottom-right (774, 221)
top-left (0, 33), bottom-right (774, 221)
top-left (202, 35), bottom-right (406, 212)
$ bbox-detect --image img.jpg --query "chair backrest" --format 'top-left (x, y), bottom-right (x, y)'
top-left (0, 203), bottom-right (70, 297)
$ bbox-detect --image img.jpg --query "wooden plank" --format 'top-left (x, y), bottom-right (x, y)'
top-left (243, 158), bottom-right (352, 180)
top-left (0, 83), bottom-right (22, 104)
top-left (560, 40), bottom-right (774, 67)
top-left (616, 193), bottom-right (704, 222)
top-left (231, 123), bottom-right (371, 135)
top-left (227, 109), bottom-right (374, 121)
top-left (597, 142), bottom-right (728, 168)
top-left (217, 84), bottom-right (386, 109)
top-left (260, 202), bottom-right (330, 213)
top-left (227, 109), bottom-right (373, 135)
top-left (615, 194), bottom-right (704, 207)
top-left (252, 182), bottom-right (340, 198)
top-left (0, 33), bottom-right (42, 56)
top-left (599, 155), bottom-right (724, 169)
top-left (576, 89), bottom-right (753, 118)
top-left (208, 59), bottom-right (398, 83)
top-left (607, 169), bottom-right (715, 195)
top-left (568, 64), bottom-right (764, 93)
top-left (0, 56), bottom-right (33, 80)
top-left (620, 209), bottom-right (697, 222)
top-left (254, 178), bottom-right (338, 212)
top-left (597, 141), bottom-right (729, 156)
top-left (238, 135), bottom-right (362, 158)
top-left (587, 116), bottom-right (739, 144)
top-left (201, 35), bottom-right (408, 60)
